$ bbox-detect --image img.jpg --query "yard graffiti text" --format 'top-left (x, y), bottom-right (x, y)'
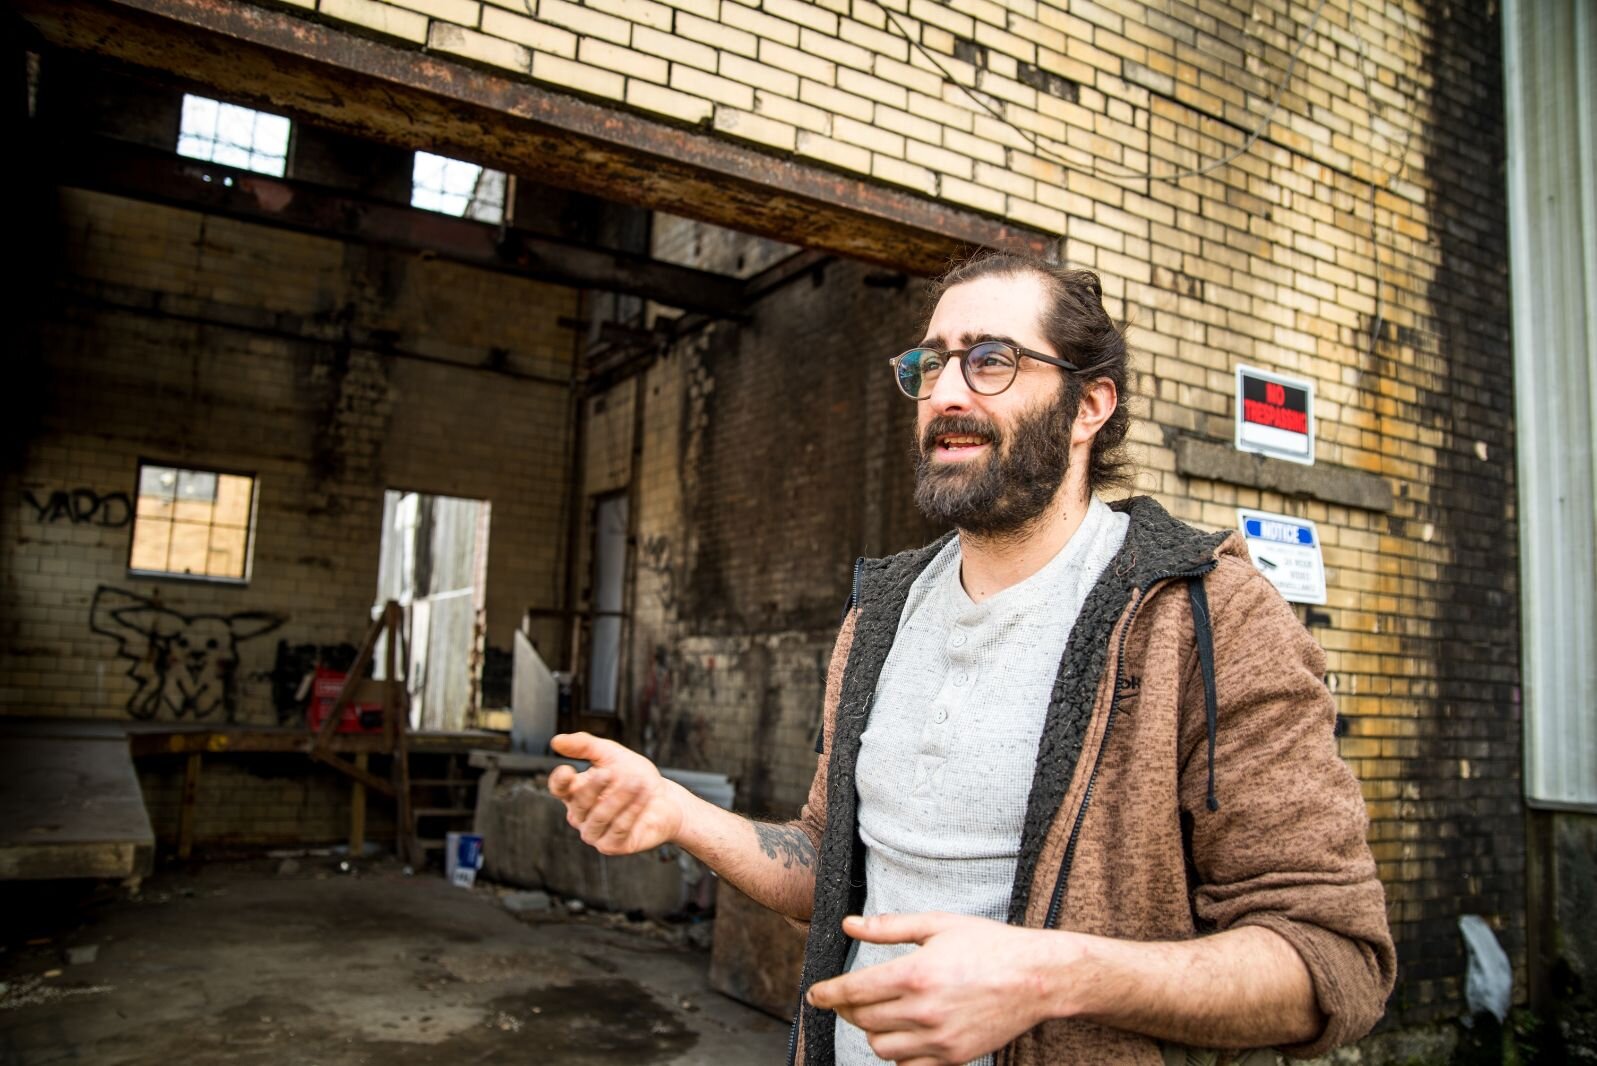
top-left (22, 489), bottom-right (133, 528)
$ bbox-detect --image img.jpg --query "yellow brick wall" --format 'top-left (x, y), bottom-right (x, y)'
top-left (521, 0), bottom-right (1516, 1024)
top-left (15, 0), bottom-right (1516, 1021)
top-left (299, 0), bottom-right (1428, 237)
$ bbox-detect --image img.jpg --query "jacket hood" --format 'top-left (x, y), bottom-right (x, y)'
top-left (852, 495), bottom-right (1239, 605)
top-left (1107, 495), bottom-right (1244, 585)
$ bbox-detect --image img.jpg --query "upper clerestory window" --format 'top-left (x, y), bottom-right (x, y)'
top-left (411, 150), bottom-right (506, 225)
top-left (176, 93), bottom-right (292, 177)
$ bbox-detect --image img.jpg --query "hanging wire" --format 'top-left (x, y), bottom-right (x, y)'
top-left (870, 0), bottom-right (1424, 361)
top-left (1356, 14), bottom-right (1427, 359)
top-left (871, 0), bottom-right (1330, 186)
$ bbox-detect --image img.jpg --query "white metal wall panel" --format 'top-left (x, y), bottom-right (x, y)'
top-left (1504, 0), bottom-right (1597, 809)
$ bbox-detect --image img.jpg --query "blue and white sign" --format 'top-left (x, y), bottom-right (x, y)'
top-left (1237, 508), bottom-right (1326, 605)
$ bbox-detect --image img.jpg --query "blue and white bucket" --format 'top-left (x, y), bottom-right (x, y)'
top-left (445, 831), bottom-right (484, 888)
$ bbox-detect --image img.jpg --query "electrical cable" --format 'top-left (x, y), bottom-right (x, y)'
top-left (871, 0), bottom-right (1330, 186)
top-left (1356, 16), bottom-right (1426, 359)
top-left (872, 0), bottom-right (1423, 360)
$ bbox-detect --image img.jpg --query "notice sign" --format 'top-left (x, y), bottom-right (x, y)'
top-left (1237, 508), bottom-right (1326, 605)
top-left (1235, 365), bottom-right (1314, 465)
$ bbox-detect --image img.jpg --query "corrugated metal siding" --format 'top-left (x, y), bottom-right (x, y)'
top-left (1505, 0), bottom-right (1597, 809)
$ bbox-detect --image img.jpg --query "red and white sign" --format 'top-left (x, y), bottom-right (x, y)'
top-left (1235, 365), bottom-right (1314, 465)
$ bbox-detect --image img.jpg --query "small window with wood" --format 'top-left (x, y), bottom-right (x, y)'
top-left (129, 463), bottom-right (258, 582)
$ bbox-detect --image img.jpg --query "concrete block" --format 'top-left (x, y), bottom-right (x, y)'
top-left (476, 778), bottom-right (687, 916)
top-left (1173, 436), bottom-right (1395, 513)
top-left (708, 883), bottom-right (805, 1021)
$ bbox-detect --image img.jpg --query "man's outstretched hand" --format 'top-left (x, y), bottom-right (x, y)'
top-left (547, 732), bottom-right (687, 855)
top-left (805, 912), bottom-right (1064, 1066)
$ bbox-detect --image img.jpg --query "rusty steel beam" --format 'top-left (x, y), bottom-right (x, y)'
top-left (742, 249), bottom-right (836, 304)
top-left (54, 135), bottom-right (752, 316)
top-left (14, 0), bottom-right (1056, 274)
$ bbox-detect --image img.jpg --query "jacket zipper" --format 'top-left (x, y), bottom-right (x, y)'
top-left (793, 557), bottom-right (865, 1066)
top-left (785, 992), bottom-right (802, 1066)
top-left (1041, 563), bottom-right (1217, 931)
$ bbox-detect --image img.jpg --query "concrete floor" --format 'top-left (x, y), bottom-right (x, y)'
top-left (0, 859), bottom-right (789, 1065)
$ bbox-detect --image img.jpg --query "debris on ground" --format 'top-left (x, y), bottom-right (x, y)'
top-left (500, 889), bottom-right (552, 914)
top-left (65, 945), bottom-right (99, 965)
top-left (1, 975), bottom-right (114, 1010)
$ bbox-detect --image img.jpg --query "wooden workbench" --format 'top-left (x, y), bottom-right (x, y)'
top-left (1, 717), bottom-right (510, 873)
top-left (124, 722), bottom-right (510, 757)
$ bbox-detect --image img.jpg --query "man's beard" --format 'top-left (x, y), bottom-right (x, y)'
top-left (913, 386), bottom-right (1073, 537)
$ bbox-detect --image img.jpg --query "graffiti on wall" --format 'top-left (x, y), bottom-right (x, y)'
top-left (638, 534), bottom-right (679, 613)
top-left (89, 586), bottom-right (285, 721)
top-left (22, 489), bottom-right (133, 528)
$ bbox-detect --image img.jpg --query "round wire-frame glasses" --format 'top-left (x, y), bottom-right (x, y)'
top-left (888, 340), bottom-right (1084, 400)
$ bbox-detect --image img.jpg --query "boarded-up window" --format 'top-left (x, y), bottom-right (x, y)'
top-left (129, 464), bottom-right (257, 581)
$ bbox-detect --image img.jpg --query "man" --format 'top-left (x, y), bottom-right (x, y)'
top-left (549, 252), bottom-right (1395, 1065)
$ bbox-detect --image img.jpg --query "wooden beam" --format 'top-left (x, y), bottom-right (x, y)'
top-left (389, 603), bottom-right (416, 866)
top-left (306, 747), bottom-right (397, 798)
top-left (177, 751), bottom-right (201, 860)
top-left (52, 136), bottom-right (751, 317)
top-left (349, 752), bottom-right (367, 857)
top-left (15, 0), bottom-right (1055, 273)
top-left (0, 842), bottom-right (143, 880)
top-left (123, 726), bottom-right (508, 757)
top-left (742, 250), bottom-right (837, 304)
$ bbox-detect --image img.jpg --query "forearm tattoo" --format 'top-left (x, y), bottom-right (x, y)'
top-left (754, 822), bottom-right (815, 870)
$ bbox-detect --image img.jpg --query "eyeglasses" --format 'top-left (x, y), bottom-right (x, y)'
top-left (888, 341), bottom-right (1084, 400)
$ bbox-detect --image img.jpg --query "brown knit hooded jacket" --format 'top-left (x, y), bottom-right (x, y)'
top-left (787, 496), bottom-right (1396, 1065)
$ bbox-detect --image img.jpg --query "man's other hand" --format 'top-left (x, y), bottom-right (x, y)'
top-left (805, 912), bottom-right (1060, 1066)
top-left (547, 733), bottom-right (686, 856)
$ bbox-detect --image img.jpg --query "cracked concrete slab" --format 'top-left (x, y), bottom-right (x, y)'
top-left (0, 859), bottom-right (788, 1065)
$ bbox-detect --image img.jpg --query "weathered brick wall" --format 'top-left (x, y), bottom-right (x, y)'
top-left (137, 755), bottom-right (399, 848)
top-left (295, 0), bottom-right (1434, 243)
top-left (14, 0), bottom-right (1522, 1027)
top-left (591, 257), bottom-right (933, 814)
top-left (2, 65), bottom-right (581, 846)
top-left (550, 0), bottom-right (1519, 1029)
top-left (1, 187), bottom-right (577, 726)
